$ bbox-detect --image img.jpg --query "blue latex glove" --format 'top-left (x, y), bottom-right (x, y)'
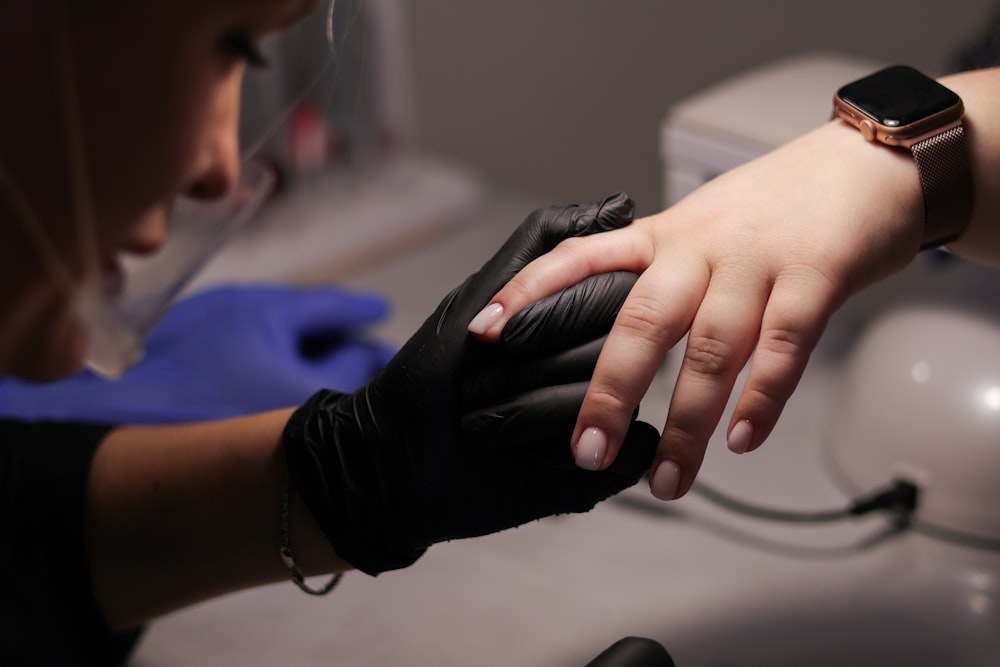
top-left (0, 285), bottom-right (396, 425)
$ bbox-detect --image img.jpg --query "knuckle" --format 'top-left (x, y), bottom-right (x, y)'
top-left (613, 293), bottom-right (672, 346)
top-left (748, 352), bottom-right (810, 406)
top-left (549, 236), bottom-right (592, 264)
top-left (757, 325), bottom-right (811, 360)
top-left (742, 345), bottom-right (813, 417)
top-left (585, 382), bottom-right (636, 420)
top-left (683, 333), bottom-right (736, 379)
top-left (742, 384), bottom-right (787, 415)
top-left (501, 275), bottom-right (539, 308)
top-left (661, 421), bottom-right (693, 449)
top-left (660, 422), bottom-right (708, 469)
top-left (778, 261), bottom-right (846, 306)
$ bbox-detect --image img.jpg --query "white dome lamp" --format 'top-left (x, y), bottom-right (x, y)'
top-left (824, 305), bottom-right (1000, 546)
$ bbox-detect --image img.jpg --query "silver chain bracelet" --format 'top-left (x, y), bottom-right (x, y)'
top-left (280, 473), bottom-right (343, 596)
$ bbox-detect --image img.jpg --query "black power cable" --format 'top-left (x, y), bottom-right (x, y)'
top-left (611, 489), bottom-right (911, 561)
top-left (688, 477), bottom-right (1000, 553)
top-left (618, 475), bottom-right (1000, 554)
top-left (690, 478), bottom-right (919, 524)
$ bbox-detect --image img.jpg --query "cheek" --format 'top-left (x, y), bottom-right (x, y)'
top-left (75, 46), bottom-right (221, 246)
top-left (82, 89), bottom-right (201, 234)
top-left (66, 8), bottom-right (242, 271)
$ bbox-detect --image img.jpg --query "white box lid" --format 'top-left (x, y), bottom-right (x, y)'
top-left (662, 51), bottom-right (886, 159)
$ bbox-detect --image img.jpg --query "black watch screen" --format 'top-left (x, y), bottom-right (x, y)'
top-left (836, 65), bottom-right (960, 127)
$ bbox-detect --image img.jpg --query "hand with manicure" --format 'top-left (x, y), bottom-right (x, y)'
top-left (469, 118), bottom-right (933, 500)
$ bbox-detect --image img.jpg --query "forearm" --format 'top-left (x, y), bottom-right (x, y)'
top-left (940, 67), bottom-right (1000, 265)
top-left (634, 68), bottom-right (1000, 271)
top-left (86, 408), bottom-right (350, 632)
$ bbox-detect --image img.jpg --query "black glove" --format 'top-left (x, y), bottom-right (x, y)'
top-left (283, 193), bottom-right (659, 575)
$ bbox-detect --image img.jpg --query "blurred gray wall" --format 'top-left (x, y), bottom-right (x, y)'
top-left (404, 0), bottom-right (996, 215)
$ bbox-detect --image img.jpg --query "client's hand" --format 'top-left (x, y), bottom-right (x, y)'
top-left (0, 285), bottom-right (395, 424)
top-left (470, 120), bottom-right (927, 501)
top-left (283, 193), bottom-right (660, 575)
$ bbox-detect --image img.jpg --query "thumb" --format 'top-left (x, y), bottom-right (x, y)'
top-left (309, 340), bottom-right (397, 393)
top-left (278, 287), bottom-right (391, 339)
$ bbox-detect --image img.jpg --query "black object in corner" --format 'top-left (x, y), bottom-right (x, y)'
top-left (584, 637), bottom-right (675, 667)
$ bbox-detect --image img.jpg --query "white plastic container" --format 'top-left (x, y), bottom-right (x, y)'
top-left (660, 52), bottom-right (885, 207)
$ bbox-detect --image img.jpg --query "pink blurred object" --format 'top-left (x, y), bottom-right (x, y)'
top-left (288, 104), bottom-right (339, 175)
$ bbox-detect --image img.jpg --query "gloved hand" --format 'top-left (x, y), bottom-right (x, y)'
top-left (0, 285), bottom-right (395, 425)
top-left (283, 193), bottom-right (661, 575)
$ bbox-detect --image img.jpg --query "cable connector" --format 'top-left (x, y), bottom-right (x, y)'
top-left (848, 478), bottom-right (920, 520)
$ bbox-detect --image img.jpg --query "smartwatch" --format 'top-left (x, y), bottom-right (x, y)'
top-left (833, 65), bottom-right (973, 249)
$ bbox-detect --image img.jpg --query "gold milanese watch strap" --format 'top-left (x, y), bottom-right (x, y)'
top-left (912, 125), bottom-right (974, 249)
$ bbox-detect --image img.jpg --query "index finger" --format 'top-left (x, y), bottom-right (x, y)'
top-left (466, 225), bottom-right (652, 339)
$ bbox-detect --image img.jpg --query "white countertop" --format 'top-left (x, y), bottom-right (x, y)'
top-left (131, 191), bottom-right (1000, 666)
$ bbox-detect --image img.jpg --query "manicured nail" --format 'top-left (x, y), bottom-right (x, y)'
top-left (574, 427), bottom-right (607, 470)
top-left (728, 419), bottom-right (754, 454)
top-left (650, 459), bottom-right (681, 500)
top-left (467, 303), bottom-right (504, 335)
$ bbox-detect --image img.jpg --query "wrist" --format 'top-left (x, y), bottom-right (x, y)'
top-left (833, 66), bottom-right (973, 250)
top-left (935, 69), bottom-right (1000, 265)
top-left (817, 118), bottom-right (926, 260)
top-left (282, 389), bottom-right (428, 576)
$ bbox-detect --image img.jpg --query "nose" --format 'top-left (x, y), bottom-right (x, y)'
top-left (185, 72), bottom-right (242, 201)
top-left (187, 135), bottom-right (239, 201)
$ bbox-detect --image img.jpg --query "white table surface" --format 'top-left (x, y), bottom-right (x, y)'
top-left (131, 191), bottom-right (1000, 666)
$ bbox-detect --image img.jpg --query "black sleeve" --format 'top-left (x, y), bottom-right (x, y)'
top-left (0, 420), bottom-right (143, 666)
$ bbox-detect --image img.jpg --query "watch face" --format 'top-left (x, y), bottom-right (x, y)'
top-left (837, 65), bottom-right (961, 127)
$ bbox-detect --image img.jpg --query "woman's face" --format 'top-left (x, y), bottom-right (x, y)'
top-left (0, 0), bottom-right (315, 378)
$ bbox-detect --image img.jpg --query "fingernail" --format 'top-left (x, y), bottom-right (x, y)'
top-left (467, 303), bottom-right (504, 335)
top-left (574, 427), bottom-right (607, 470)
top-left (650, 459), bottom-right (680, 500)
top-left (728, 419), bottom-right (754, 454)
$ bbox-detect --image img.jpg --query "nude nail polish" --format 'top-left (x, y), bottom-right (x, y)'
top-left (728, 419), bottom-right (754, 454)
top-left (467, 303), bottom-right (504, 335)
top-left (650, 459), bottom-right (680, 500)
top-left (574, 427), bottom-right (607, 470)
